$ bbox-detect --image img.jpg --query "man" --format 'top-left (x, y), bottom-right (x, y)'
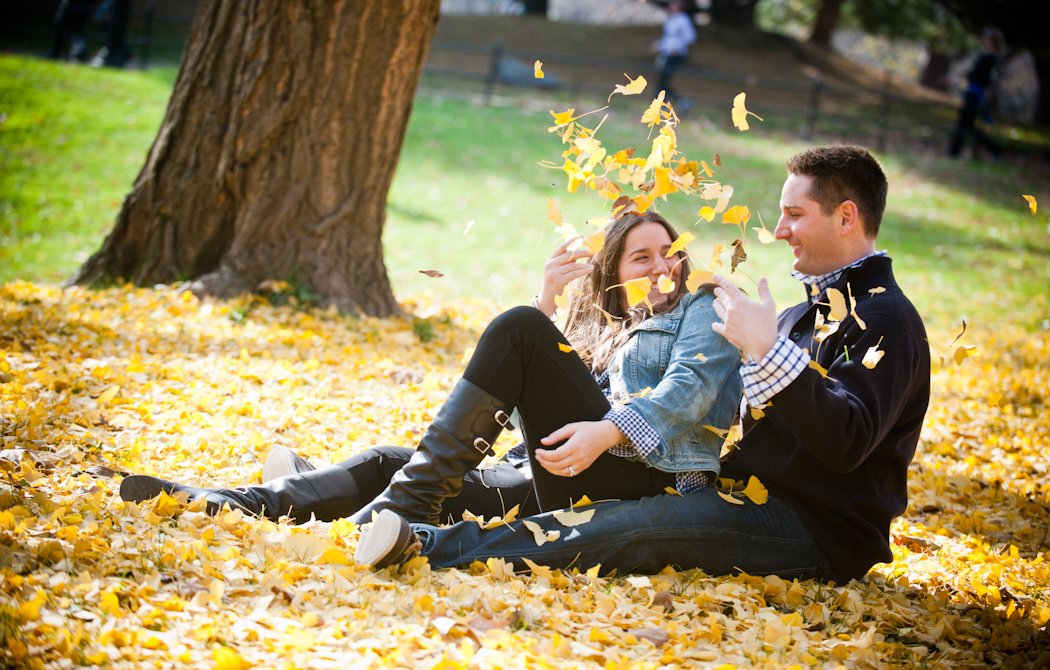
top-left (651, 0), bottom-right (697, 106)
top-left (359, 145), bottom-right (931, 583)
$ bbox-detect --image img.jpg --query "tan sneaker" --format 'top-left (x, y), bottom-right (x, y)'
top-left (354, 509), bottom-right (421, 569)
top-left (262, 445), bottom-right (317, 483)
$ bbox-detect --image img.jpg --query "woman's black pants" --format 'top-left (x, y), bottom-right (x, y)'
top-left (337, 306), bottom-right (674, 521)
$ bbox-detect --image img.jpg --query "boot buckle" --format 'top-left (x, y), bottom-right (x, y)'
top-left (494, 410), bottom-right (515, 431)
top-left (473, 437), bottom-right (495, 457)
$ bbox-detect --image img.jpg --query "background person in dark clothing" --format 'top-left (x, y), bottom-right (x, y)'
top-left (949, 27), bottom-right (1004, 159)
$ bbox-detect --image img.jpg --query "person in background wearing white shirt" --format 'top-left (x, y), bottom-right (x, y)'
top-left (651, 0), bottom-right (697, 108)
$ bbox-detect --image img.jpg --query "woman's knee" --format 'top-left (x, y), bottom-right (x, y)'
top-left (484, 306), bottom-right (558, 342)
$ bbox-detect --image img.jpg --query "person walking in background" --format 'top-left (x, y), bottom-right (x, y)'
top-left (651, 0), bottom-right (696, 110)
top-left (949, 27), bottom-right (1004, 160)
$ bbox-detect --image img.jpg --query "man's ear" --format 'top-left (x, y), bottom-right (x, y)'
top-left (837, 200), bottom-right (861, 236)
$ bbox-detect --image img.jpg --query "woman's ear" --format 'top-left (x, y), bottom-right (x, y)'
top-left (837, 200), bottom-right (860, 236)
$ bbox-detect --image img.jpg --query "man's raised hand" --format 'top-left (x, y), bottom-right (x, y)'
top-left (710, 275), bottom-right (779, 362)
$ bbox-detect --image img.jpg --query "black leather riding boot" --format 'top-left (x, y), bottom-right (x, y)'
top-left (350, 379), bottom-right (514, 526)
top-left (120, 465), bottom-right (361, 524)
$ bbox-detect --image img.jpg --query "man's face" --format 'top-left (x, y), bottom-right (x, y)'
top-left (775, 173), bottom-right (846, 277)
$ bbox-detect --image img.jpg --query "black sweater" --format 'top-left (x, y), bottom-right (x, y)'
top-left (722, 257), bottom-right (930, 583)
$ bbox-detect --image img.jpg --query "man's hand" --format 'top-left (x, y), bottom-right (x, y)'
top-left (534, 420), bottom-right (624, 477)
top-left (711, 275), bottom-right (779, 362)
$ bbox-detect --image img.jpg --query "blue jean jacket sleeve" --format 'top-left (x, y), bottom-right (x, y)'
top-left (609, 290), bottom-right (743, 473)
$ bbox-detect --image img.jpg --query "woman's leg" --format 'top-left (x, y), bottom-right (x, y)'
top-left (462, 306), bottom-right (675, 511)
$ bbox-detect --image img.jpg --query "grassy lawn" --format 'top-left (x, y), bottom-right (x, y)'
top-left (2, 54), bottom-right (1048, 332)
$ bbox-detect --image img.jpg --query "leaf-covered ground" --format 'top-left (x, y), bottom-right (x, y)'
top-left (2, 281), bottom-right (1048, 669)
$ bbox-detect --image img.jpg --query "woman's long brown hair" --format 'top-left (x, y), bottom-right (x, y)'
top-left (562, 212), bottom-right (692, 373)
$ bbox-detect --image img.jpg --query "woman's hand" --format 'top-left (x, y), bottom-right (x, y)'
top-left (535, 237), bottom-right (594, 317)
top-left (534, 420), bottom-right (625, 477)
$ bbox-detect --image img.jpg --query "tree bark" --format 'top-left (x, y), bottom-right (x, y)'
top-left (808, 0), bottom-right (842, 48)
top-left (72, 0), bottom-right (441, 317)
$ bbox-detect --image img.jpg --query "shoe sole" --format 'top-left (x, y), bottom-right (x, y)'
top-left (354, 509), bottom-right (412, 569)
top-left (120, 475), bottom-right (174, 503)
top-left (262, 446), bottom-right (315, 483)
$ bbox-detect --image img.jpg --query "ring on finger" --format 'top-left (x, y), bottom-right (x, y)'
top-left (569, 466), bottom-right (577, 477)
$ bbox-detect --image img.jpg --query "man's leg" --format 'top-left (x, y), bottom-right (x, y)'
top-left (413, 489), bottom-right (832, 581)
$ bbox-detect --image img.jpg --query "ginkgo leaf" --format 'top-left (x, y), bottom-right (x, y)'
top-left (704, 425), bottom-right (729, 438)
top-left (750, 405), bottom-right (765, 420)
top-left (714, 185), bottom-right (734, 213)
top-left (521, 557), bottom-right (554, 578)
top-left (695, 353), bottom-right (708, 361)
top-left (730, 239), bottom-right (747, 273)
top-left (555, 290), bottom-right (570, 311)
top-left (534, 61), bottom-right (544, 79)
top-left (550, 108), bottom-right (576, 126)
top-left (698, 206), bottom-right (715, 222)
top-left (558, 343), bottom-right (574, 353)
top-left (722, 205), bottom-right (750, 227)
top-left (609, 74), bottom-right (646, 101)
top-left (989, 391), bottom-right (1002, 407)
top-left (632, 194), bottom-right (654, 213)
top-left (709, 243), bottom-right (725, 272)
top-left (826, 288), bottom-right (848, 321)
top-left (595, 303), bottom-right (620, 328)
top-left (815, 319), bottom-right (840, 343)
top-left (463, 219), bottom-right (475, 237)
top-left (573, 495), bottom-right (596, 508)
top-left (954, 345), bottom-right (979, 366)
top-left (718, 490), bottom-right (744, 505)
top-left (554, 222), bottom-right (578, 241)
top-left (756, 226), bottom-right (775, 244)
top-left (666, 231), bottom-right (695, 257)
top-left (847, 284), bottom-right (866, 330)
top-left (586, 564), bottom-right (602, 578)
top-left (664, 486), bottom-right (683, 497)
top-left (523, 520), bottom-right (560, 546)
top-left (610, 277), bottom-right (653, 308)
top-left (731, 92), bottom-right (763, 131)
top-left (629, 387), bottom-right (652, 398)
top-left (862, 342), bottom-right (885, 369)
top-left (587, 230), bottom-right (606, 254)
top-left (1023, 194), bottom-right (1037, 214)
top-left (869, 286), bottom-right (886, 295)
top-left (657, 274), bottom-right (675, 294)
top-left (650, 167), bottom-right (678, 199)
top-left (742, 476), bottom-right (768, 504)
top-left (547, 198), bottom-right (562, 225)
top-left (553, 508), bottom-right (595, 527)
top-left (461, 346), bottom-right (475, 364)
top-left (808, 359), bottom-right (836, 380)
top-left (419, 270), bottom-right (444, 278)
top-left (641, 91), bottom-right (665, 127)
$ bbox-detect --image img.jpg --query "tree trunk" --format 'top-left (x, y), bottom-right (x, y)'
top-left (808, 0), bottom-right (842, 48)
top-left (1035, 53), bottom-right (1050, 127)
top-left (72, 0), bottom-right (441, 317)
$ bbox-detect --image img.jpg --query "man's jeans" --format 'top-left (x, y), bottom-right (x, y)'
top-left (414, 489), bottom-right (833, 581)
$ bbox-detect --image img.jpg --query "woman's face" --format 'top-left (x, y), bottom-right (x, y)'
top-left (616, 221), bottom-right (683, 309)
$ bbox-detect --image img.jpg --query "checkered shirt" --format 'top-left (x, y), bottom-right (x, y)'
top-left (741, 251), bottom-right (888, 408)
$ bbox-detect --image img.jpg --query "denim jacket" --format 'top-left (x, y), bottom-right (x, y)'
top-left (607, 289), bottom-right (743, 474)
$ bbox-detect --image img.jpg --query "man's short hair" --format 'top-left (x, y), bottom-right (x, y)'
top-left (786, 146), bottom-right (887, 238)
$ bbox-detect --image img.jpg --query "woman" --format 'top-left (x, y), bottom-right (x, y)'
top-left (120, 213), bottom-right (742, 529)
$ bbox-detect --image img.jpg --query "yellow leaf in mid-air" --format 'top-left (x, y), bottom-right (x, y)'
top-left (1023, 194), bottom-right (1037, 214)
top-left (550, 108), bottom-right (576, 127)
top-left (463, 219), bottom-right (475, 237)
top-left (862, 343), bottom-right (885, 369)
top-left (709, 243), bottom-right (725, 272)
top-left (641, 91), bottom-right (665, 127)
top-left (615, 277), bottom-right (652, 308)
top-left (989, 391), bottom-right (1002, 407)
top-left (555, 289), bottom-right (570, 311)
top-left (587, 230), bottom-right (606, 254)
top-left (808, 360), bottom-right (835, 380)
top-left (731, 92), bottom-right (763, 131)
top-left (757, 227), bottom-right (775, 243)
top-left (742, 476), bottom-right (769, 505)
top-left (686, 269), bottom-right (714, 293)
top-left (650, 167), bottom-right (678, 199)
top-left (595, 303), bottom-right (620, 328)
top-left (847, 284), bottom-right (866, 330)
top-left (666, 231), bottom-right (695, 257)
top-left (632, 194), bottom-right (654, 213)
top-left (698, 206), bottom-right (716, 222)
top-left (554, 508), bottom-right (595, 527)
top-left (547, 198), bottom-right (562, 225)
top-left (609, 73), bottom-right (647, 101)
top-left (722, 205), bottom-right (750, 227)
top-left (657, 274), bottom-right (675, 294)
top-left (714, 185), bottom-right (735, 213)
top-left (534, 60), bottom-right (544, 79)
top-left (558, 343), bottom-right (574, 353)
top-left (704, 425), bottom-right (729, 439)
top-left (954, 345), bottom-right (979, 366)
top-left (461, 347), bottom-right (475, 364)
top-left (826, 288), bottom-right (848, 321)
top-left (554, 222), bottom-right (578, 242)
top-left (718, 490), bottom-right (744, 505)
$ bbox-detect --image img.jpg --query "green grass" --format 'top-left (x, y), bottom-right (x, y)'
top-left (3, 54), bottom-right (1048, 332)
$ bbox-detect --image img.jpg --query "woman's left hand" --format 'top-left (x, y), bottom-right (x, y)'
top-left (535, 420), bottom-right (625, 477)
